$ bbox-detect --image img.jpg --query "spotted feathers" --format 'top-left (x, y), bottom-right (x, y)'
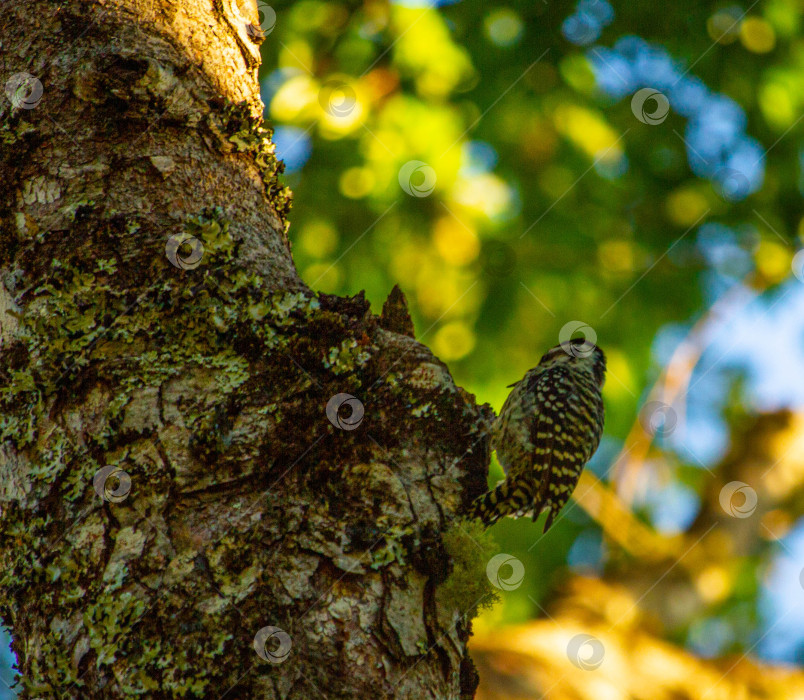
top-left (470, 339), bottom-right (606, 532)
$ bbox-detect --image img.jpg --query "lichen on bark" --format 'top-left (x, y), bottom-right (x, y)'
top-left (0, 1), bottom-right (495, 697)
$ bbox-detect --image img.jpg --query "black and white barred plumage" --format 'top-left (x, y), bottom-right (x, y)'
top-left (470, 338), bottom-right (606, 532)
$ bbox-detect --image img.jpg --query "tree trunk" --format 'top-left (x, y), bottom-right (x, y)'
top-left (0, 1), bottom-right (494, 697)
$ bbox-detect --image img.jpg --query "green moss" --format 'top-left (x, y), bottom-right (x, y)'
top-left (0, 179), bottom-right (483, 694)
top-left (324, 338), bottom-right (371, 375)
top-left (62, 197), bottom-right (97, 223)
top-left (214, 102), bottom-right (293, 228)
top-left (370, 523), bottom-right (414, 569)
top-left (435, 519), bottom-right (499, 618)
top-left (0, 119), bottom-right (36, 146)
top-left (184, 207), bottom-right (237, 263)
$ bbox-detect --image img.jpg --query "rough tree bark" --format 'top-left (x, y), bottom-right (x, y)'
top-left (0, 1), bottom-right (496, 698)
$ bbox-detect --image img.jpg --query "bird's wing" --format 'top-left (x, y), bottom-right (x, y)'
top-left (529, 366), bottom-right (580, 532)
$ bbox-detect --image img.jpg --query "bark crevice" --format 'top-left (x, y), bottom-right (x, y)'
top-left (0, 1), bottom-right (495, 697)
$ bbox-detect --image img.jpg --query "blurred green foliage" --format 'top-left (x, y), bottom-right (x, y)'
top-left (263, 0), bottom-right (799, 417)
top-left (259, 0), bottom-right (804, 653)
top-left (2, 2), bottom-right (803, 695)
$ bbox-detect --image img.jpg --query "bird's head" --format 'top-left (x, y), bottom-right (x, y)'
top-left (538, 338), bottom-right (606, 387)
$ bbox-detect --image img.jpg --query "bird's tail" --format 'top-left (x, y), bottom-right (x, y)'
top-left (469, 480), bottom-right (534, 526)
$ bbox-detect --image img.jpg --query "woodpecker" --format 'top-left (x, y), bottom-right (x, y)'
top-left (470, 338), bottom-right (606, 532)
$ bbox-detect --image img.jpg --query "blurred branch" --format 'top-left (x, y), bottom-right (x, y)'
top-left (472, 577), bottom-right (804, 700)
top-left (569, 282), bottom-right (760, 565)
top-left (613, 282), bottom-right (756, 503)
top-left (573, 470), bottom-right (679, 560)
